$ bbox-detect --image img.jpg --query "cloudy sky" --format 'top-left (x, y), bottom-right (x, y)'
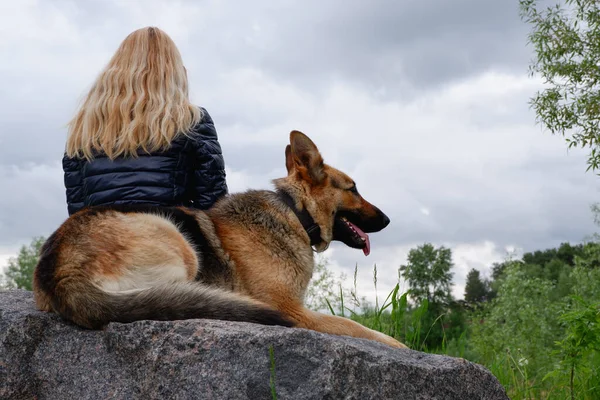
top-left (1, 0), bottom-right (598, 301)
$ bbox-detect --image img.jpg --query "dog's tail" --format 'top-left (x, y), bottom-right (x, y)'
top-left (47, 280), bottom-right (293, 329)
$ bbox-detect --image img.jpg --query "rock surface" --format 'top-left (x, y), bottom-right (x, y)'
top-left (0, 289), bottom-right (507, 399)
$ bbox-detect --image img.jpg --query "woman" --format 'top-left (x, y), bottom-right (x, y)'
top-left (63, 26), bottom-right (227, 215)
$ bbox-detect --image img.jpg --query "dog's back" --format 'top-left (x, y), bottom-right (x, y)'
top-left (33, 204), bottom-right (293, 329)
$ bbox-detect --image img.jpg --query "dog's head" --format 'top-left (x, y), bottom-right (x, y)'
top-left (276, 130), bottom-right (390, 255)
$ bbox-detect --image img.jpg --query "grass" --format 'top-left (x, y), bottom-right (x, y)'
top-left (317, 263), bottom-right (588, 400)
top-left (279, 261), bottom-right (600, 399)
top-left (269, 345), bottom-right (278, 400)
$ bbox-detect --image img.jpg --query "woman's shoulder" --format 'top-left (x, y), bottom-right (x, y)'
top-left (188, 106), bottom-right (218, 138)
top-left (62, 152), bottom-right (85, 170)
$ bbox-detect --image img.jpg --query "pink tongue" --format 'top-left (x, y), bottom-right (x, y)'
top-left (348, 221), bottom-right (371, 256)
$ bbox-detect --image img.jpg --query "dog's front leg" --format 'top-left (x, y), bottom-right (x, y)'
top-left (288, 306), bottom-right (407, 349)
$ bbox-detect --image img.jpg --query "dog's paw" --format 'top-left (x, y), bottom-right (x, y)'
top-left (373, 331), bottom-right (408, 349)
top-left (386, 338), bottom-right (409, 349)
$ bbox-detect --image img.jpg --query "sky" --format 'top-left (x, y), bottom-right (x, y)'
top-left (1, 0), bottom-right (598, 301)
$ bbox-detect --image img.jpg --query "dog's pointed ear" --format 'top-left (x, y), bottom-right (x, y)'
top-left (285, 145), bottom-right (294, 175)
top-left (289, 130), bottom-right (325, 184)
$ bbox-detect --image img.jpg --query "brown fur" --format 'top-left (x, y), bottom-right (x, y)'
top-left (33, 131), bottom-right (406, 349)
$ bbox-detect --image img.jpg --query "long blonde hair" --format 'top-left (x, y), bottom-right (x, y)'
top-left (66, 26), bottom-right (201, 160)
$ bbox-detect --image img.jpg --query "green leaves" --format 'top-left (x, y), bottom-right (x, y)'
top-left (520, 0), bottom-right (600, 174)
top-left (464, 268), bottom-right (489, 303)
top-left (390, 286), bottom-right (407, 340)
top-left (471, 245), bottom-right (600, 399)
top-left (545, 295), bottom-right (600, 399)
top-left (399, 243), bottom-right (454, 305)
top-left (305, 255), bottom-right (350, 313)
top-left (2, 236), bottom-right (45, 291)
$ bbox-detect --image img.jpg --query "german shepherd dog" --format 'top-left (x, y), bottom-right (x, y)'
top-left (33, 131), bottom-right (406, 349)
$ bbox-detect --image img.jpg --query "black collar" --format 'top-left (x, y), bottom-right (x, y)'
top-left (277, 190), bottom-right (322, 247)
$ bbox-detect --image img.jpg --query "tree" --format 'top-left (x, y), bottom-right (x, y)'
top-left (305, 255), bottom-right (350, 313)
top-left (520, 0), bottom-right (600, 172)
top-left (399, 243), bottom-right (454, 305)
top-left (588, 202), bottom-right (600, 242)
top-left (470, 263), bottom-right (563, 384)
top-left (556, 242), bottom-right (585, 266)
top-left (3, 237), bottom-right (45, 290)
top-left (398, 244), bottom-right (458, 350)
top-left (543, 258), bottom-right (568, 283)
top-left (521, 243), bottom-right (585, 269)
top-left (464, 268), bottom-right (488, 303)
top-left (522, 248), bottom-right (557, 267)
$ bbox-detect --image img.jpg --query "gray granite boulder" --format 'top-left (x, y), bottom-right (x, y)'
top-left (0, 289), bottom-right (507, 399)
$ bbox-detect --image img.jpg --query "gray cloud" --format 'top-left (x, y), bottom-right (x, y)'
top-left (231, 0), bottom-right (532, 94)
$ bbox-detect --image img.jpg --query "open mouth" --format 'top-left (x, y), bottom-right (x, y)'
top-left (337, 215), bottom-right (371, 256)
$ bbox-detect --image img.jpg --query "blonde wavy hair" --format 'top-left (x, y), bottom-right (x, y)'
top-left (66, 26), bottom-right (201, 160)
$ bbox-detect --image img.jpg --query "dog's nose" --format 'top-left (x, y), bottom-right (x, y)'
top-left (381, 213), bottom-right (390, 228)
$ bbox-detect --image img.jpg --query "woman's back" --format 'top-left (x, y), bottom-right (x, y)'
top-left (63, 108), bottom-right (227, 215)
top-left (63, 27), bottom-right (227, 215)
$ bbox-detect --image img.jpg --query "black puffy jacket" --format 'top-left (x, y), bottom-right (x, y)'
top-left (62, 108), bottom-right (228, 215)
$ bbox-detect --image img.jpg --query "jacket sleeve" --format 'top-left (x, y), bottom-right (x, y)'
top-left (189, 108), bottom-right (228, 209)
top-left (62, 153), bottom-right (85, 215)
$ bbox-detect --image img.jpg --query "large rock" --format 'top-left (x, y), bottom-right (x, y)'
top-left (0, 289), bottom-right (507, 399)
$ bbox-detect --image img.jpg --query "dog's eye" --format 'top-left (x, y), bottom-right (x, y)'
top-left (348, 185), bottom-right (359, 195)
